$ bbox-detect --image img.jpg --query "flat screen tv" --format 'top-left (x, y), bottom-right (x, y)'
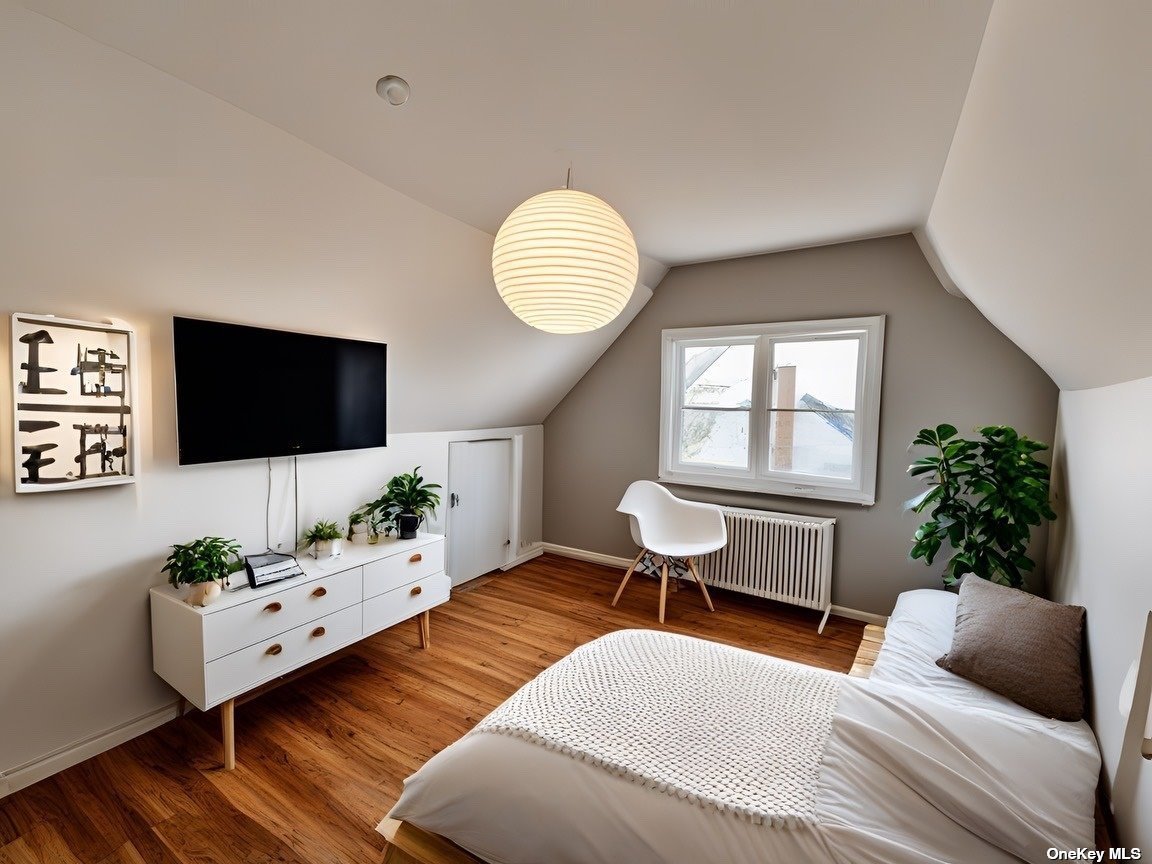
top-left (173, 317), bottom-right (386, 465)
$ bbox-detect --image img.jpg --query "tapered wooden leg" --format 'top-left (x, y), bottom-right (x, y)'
top-left (611, 549), bottom-right (646, 607)
top-left (418, 610), bottom-right (431, 648)
top-left (176, 696), bottom-right (186, 718)
top-left (659, 562), bottom-right (669, 624)
top-left (221, 698), bottom-right (236, 770)
top-left (687, 558), bottom-right (715, 612)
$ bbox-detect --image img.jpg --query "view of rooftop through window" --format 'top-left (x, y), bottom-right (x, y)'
top-left (680, 339), bottom-right (859, 477)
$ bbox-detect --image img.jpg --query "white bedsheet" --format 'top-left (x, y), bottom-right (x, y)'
top-left (385, 590), bottom-right (1101, 864)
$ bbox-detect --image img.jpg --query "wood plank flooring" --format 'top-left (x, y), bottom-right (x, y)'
top-left (0, 553), bottom-right (863, 864)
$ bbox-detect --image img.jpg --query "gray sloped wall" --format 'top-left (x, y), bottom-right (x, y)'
top-left (543, 234), bottom-right (1058, 615)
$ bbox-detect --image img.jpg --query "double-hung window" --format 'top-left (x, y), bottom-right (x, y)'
top-left (659, 316), bottom-right (885, 505)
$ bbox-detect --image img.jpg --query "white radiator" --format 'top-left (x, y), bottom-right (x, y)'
top-left (698, 507), bottom-right (836, 633)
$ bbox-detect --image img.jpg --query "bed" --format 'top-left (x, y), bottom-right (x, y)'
top-left (380, 589), bottom-right (1101, 864)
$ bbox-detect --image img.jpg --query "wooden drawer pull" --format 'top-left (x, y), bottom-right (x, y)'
top-left (311, 586), bottom-right (327, 598)
top-left (265, 643), bottom-right (283, 656)
top-left (264, 602), bottom-right (282, 613)
top-left (311, 626), bottom-right (326, 638)
top-left (410, 585), bottom-right (423, 596)
top-left (409, 553), bottom-right (423, 563)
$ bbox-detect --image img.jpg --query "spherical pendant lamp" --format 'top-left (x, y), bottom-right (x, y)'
top-left (492, 187), bottom-right (639, 334)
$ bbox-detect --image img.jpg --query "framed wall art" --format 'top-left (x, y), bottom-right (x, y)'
top-left (11, 313), bottom-right (139, 493)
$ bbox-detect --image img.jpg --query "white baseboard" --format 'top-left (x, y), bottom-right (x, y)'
top-left (1, 701), bottom-right (178, 798)
top-left (830, 605), bottom-right (889, 626)
top-left (541, 543), bottom-right (888, 625)
top-left (541, 543), bottom-right (633, 569)
top-left (501, 545), bottom-right (544, 570)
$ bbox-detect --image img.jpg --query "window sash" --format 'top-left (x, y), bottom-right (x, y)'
top-left (659, 317), bottom-right (884, 505)
top-left (760, 332), bottom-right (867, 488)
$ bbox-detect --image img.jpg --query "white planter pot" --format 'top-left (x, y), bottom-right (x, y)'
top-left (313, 539), bottom-right (332, 559)
top-left (187, 581), bottom-right (222, 607)
top-left (330, 538), bottom-right (344, 558)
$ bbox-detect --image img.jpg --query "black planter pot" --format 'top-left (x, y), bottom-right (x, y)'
top-left (398, 512), bottom-right (420, 540)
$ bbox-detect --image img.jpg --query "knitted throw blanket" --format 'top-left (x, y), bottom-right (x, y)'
top-left (470, 629), bottom-right (841, 826)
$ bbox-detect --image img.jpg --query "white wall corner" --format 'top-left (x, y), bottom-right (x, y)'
top-left (913, 226), bottom-right (966, 299)
top-left (638, 254), bottom-right (671, 294)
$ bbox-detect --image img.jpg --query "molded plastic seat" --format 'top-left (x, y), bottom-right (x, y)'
top-left (611, 481), bottom-right (726, 623)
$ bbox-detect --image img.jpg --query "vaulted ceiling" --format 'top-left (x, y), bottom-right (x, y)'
top-left (17, 1), bottom-right (1149, 393)
top-left (16, 0), bottom-right (992, 265)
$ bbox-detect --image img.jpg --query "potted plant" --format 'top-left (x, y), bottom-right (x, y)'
top-left (905, 424), bottom-right (1057, 590)
top-left (162, 536), bottom-right (243, 607)
top-left (347, 508), bottom-right (366, 542)
top-left (301, 519), bottom-right (344, 559)
top-left (366, 512), bottom-right (382, 545)
top-left (353, 491), bottom-right (395, 546)
top-left (384, 467), bottom-right (442, 539)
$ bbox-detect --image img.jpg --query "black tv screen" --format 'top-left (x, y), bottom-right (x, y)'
top-left (173, 317), bottom-right (386, 465)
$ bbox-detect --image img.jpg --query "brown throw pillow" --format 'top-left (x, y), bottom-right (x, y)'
top-left (936, 576), bottom-right (1086, 721)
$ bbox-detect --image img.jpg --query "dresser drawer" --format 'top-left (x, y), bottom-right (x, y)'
top-left (202, 567), bottom-right (362, 661)
top-left (204, 604), bottom-right (361, 706)
top-left (363, 572), bottom-right (450, 635)
top-left (363, 541), bottom-right (444, 600)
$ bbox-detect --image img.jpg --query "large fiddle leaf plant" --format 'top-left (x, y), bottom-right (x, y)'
top-left (905, 424), bottom-right (1056, 590)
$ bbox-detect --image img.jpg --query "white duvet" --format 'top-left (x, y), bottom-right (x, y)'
top-left (385, 590), bottom-right (1101, 864)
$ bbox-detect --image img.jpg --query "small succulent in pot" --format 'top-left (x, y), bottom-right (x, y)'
top-left (301, 519), bottom-right (344, 559)
top-left (162, 536), bottom-right (243, 607)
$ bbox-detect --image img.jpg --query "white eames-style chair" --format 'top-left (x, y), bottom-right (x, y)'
top-left (611, 480), bottom-right (726, 624)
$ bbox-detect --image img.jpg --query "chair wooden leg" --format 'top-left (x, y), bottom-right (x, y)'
top-left (687, 557), bottom-right (715, 612)
top-left (611, 549), bottom-right (646, 607)
top-left (659, 562), bottom-right (669, 624)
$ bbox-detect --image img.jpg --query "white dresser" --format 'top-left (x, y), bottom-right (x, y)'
top-left (149, 532), bottom-right (448, 768)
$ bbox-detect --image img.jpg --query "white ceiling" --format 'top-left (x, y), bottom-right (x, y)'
top-left (17, 0), bottom-right (993, 266)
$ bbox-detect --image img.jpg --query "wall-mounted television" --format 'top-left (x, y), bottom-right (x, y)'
top-left (173, 317), bottom-right (386, 465)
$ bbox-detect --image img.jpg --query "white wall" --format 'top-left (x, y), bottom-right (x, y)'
top-left (1048, 375), bottom-right (1152, 849)
top-left (923, 0), bottom-right (1152, 391)
top-left (0, 3), bottom-right (558, 788)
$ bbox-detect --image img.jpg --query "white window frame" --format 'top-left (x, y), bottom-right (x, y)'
top-left (658, 315), bottom-right (885, 505)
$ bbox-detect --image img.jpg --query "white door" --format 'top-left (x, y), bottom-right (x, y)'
top-left (448, 439), bottom-right (513, 586)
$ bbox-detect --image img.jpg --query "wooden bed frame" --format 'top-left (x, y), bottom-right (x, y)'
top-left (379, 816), bottom-right (485, 864)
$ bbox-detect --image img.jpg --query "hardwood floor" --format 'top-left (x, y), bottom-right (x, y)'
top-left (0, 553), bottom-right (864, 864)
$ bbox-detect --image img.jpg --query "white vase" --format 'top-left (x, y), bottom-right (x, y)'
top-left (330, 538), bottom-right (344, 558)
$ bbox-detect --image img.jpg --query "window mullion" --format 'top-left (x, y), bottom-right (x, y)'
top-left (752, 335), bottom-right (772, 480)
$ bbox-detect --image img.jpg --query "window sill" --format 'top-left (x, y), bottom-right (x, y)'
top-left (658, 470), bottom-right (875, 506)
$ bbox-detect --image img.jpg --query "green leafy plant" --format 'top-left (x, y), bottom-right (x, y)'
top-left (384, 467), bottom-right (442, 528)
top-left (301, 519), bottom-right (342, 547)
top-left (906, 424), bottom-right (1057, 589)
top-left (355, 491), bottom-right (395, 537)
top-left (347, 508), bottom-right (366, 540)
top-left (162, 537), bottom-right (243, 588)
